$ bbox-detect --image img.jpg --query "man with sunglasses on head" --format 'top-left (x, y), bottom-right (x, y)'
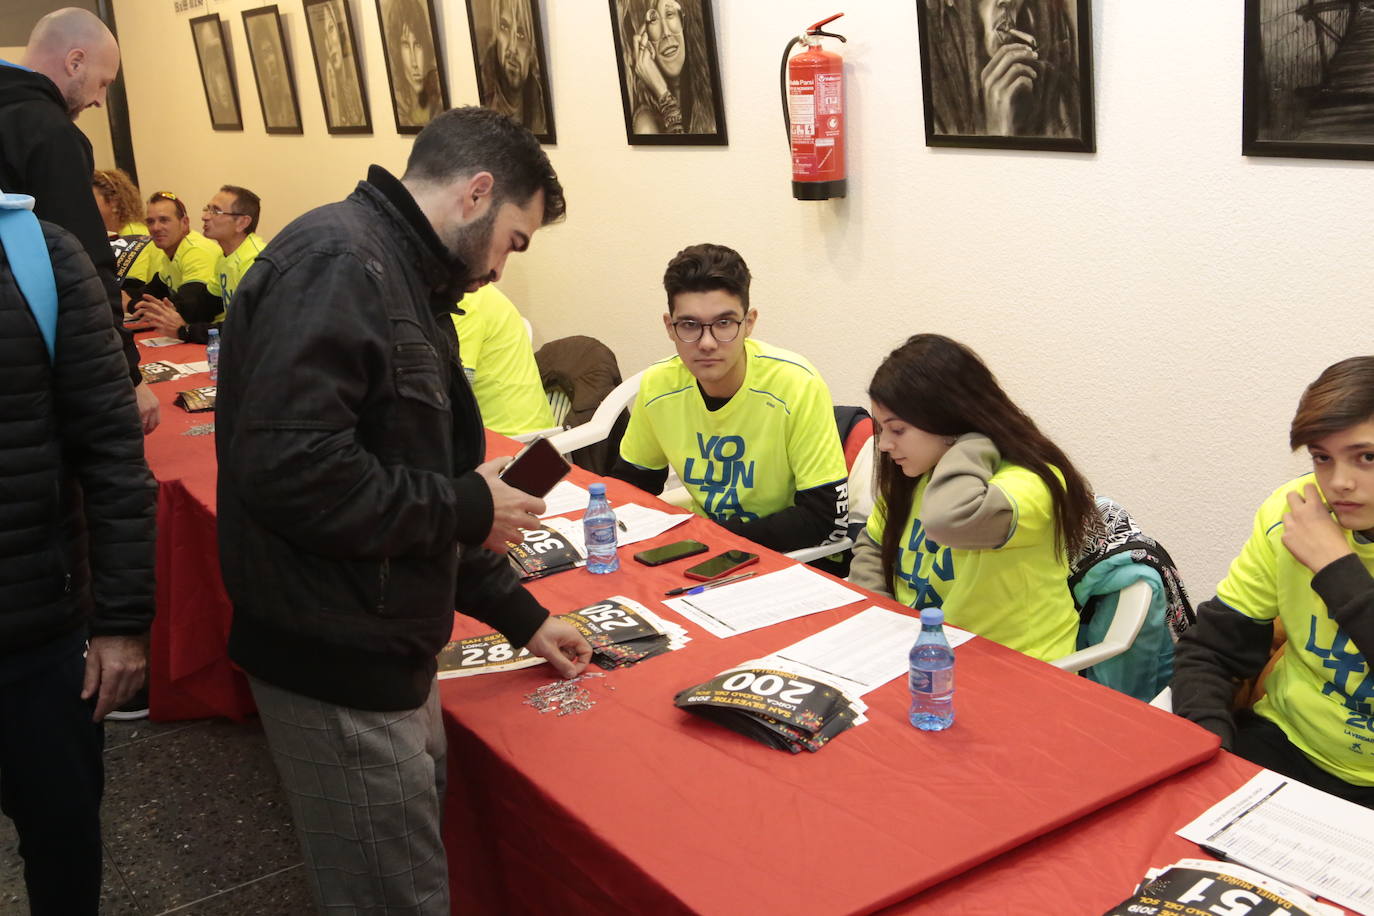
top-left (142, 185), bottom-right (264, 344)
top-left (131, 190), bottom-right (221, 342)
top-left (611, 243), bottom-right (849, 553)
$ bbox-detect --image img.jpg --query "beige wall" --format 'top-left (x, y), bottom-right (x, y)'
top-left (113, 0), bottom-right (1365, 598)
top-left (1, 42), bottom-right (115, 170)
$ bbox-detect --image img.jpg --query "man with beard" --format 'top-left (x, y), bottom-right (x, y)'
top-left (0, 7), bottom-right (160, 433)
top-left (480, 0), bottom-right (547, 135)
top-left (214, 106), bottom-right (588, 914)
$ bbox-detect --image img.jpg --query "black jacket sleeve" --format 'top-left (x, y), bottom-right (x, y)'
top-left (222, 251), bottom-right (493, 560)
top-left (717, 480), bottom-right (848, 554)
top-left (453, 547), bottom-right (549, 648)
top-left (607, 455), bottom-right (669, 495)
top-left (1312, 553), bottom-right (1374, 662)
top-left (45, 225), bottom-right (156, 636)
top-left (1171, 597), bottom-right (1274, 749)
top-left (26, 125), bottom-right (139, 383)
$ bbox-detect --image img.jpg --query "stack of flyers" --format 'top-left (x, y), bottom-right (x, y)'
top-left (507, 524), bottom-right (584, 579)
top-left (563, 597), bottom-right (690, 670)
top-left (140, 360), bottom-right (191, 383)
top-left (174, 386), bottom-right (216, 412)
top-left (674, 660), bottom-right (867, 754)
top-left (438, 597), bottom-right (690, 680)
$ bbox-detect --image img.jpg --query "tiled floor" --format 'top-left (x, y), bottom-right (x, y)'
top-left (0, 717), bottom-right (315, 915)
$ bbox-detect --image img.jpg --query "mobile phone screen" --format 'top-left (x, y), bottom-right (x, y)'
top-left (683, 549), bottom-right (759, 581)
top-left (633, 539), bottom-right (708, 567)
top-left (498, 437), bottom-right (571, 498)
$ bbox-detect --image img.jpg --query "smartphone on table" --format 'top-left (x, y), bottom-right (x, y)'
top-left (633, 539), bottom-right (709, 567)
top-left (683, 549), bottom-right (760, 582)
top-left (498, 437), bottom-right (571, 498)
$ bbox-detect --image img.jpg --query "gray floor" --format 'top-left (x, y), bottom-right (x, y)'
top-left (0, 717), bottom-right (315, 915)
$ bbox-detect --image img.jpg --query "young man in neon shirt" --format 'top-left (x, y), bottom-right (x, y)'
top-left (611, 243), bottom-right (849, 553)
top-left (131, 190), bottom-right (221, 340)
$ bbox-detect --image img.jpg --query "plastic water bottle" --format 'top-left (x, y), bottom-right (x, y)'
top-left (583, 482), bottom-right (619, 574)
top-left (206, 328), bottom-right (220, 383)
top-left (909, 607), bottom-right (954, 730)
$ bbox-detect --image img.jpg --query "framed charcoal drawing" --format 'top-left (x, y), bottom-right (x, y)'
top-left (190, 14), bottom-right (243, 131)
top-left (465, 0), bottom-right (556, 143)
top-left (607, 0), bottom-right (728, 146)
top-left (1243, 0), bottom-right (1374, 160)
top-left (914, 0), bottom-right (1095, 152)
top-left (304, 0), bottom-right (372, 134)
top-left (376, 0), bottom-right (450, 133)
top-left (242, 6), bottom-right (303, 134)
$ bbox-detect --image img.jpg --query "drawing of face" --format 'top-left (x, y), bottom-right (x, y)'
top-left (494, 0), bottom-right (533, 93)
top-left (978, 0), bottom-right (1029, 57)
top-left (646, 0), bottom-right (685, 80)
top-left (323, 4), bottom-right (343, 68)
top-left (400, 23), bottom-right (427, 96)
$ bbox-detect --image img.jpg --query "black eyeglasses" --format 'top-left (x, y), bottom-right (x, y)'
top-left (670, 317), bottom-right (744, 343)
top-left (202, 205), bottom-right (247, 217)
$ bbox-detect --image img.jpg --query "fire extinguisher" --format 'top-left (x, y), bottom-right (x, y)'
top-left (781, 14), bottom-right (847, 201)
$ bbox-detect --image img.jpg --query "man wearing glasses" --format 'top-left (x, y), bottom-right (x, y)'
top-left (131, 190), bottom-right (221, 342)
top-left (612, 243), bottom-right (849, 553)
top-left (142, 187), bottom-right (263, 344)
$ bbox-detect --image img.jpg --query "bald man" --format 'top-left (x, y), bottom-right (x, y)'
top-left (0, 8), bottom-right (160, 434)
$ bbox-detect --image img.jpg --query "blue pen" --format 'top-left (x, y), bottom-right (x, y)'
top-left (663, 571), bottom-right (757, 597)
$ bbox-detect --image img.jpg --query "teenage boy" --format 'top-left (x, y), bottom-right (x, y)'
top-left (131, 190), bottom-right (220, 338)
top-left (612, 243), bottom-right (848, 553)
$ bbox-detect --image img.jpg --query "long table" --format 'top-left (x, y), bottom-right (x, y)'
top-left (137, 353), bottom-right (1270, 911)
top-left (437, 456), bottom-right (1225, 914)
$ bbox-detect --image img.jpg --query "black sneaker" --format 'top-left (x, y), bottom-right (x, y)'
top-left (106, 686), bottom-right (149, 721)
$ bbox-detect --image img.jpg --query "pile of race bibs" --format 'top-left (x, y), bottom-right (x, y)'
top-left (438, 597), bottom-right (689, 679)
top-left (674, 660), bottom-right (866, 753)
top-left (507, 523), bottom-right (583, 580)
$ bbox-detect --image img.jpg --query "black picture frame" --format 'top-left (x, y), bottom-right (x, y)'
top-left (465, 0), bottom-right (556, 144)
top-left (375, 0), bottom-right (450, 134)
top-left (914, 0), bottom-right (1095, 153)
top-left (1243, 0), bottom-right (1374, 161)
top-left (189, 14), bottom-right (243, 131)
top-left (303, 0), bottom-right (373, 134)
top-left (607, 0), bottom-right (728, 146)
top-left (242, 5), bottom-right (303, 135)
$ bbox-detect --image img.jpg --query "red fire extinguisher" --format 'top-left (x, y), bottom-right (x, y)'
top-left (782, 14), bottom-right (847, 201)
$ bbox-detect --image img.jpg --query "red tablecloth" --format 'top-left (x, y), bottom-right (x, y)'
top-left (437, 462), bottom-right (1223, 915)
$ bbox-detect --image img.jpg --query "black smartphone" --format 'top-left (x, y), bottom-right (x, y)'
top-left (498, 437), bottom-right (571, 498)
top-left (633, 539), bottom-right (709, 567)
top-left (683, 549), bottom-right (760, 582)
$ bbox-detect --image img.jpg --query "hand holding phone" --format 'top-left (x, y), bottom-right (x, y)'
top-left (683, 549), bottom-right (760, 582)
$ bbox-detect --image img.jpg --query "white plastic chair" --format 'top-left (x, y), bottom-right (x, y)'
top-left (784, 431), bottom-right (876, 564)
top-left (544, 369), bottom-right (645, 455)
top-left (1050, 579), bottom-right (1153, 673)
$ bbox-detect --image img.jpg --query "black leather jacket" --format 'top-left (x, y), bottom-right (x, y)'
top-left (216, 167), bottom-right (547, 711)
top-left (0, 220), bottom-right (155, 658)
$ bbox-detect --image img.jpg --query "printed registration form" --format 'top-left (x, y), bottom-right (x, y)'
top-left (664, 565), bottom-right (866, 638)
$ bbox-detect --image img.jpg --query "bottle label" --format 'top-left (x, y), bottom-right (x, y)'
top-left (910, 668), bottom-right (953, 695)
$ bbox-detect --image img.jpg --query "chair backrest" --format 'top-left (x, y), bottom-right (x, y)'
top-left (535, 335), bottom-right (628, 474)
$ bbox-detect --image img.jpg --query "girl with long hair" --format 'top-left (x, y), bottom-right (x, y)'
top-left (619, 0), bottom-right (716, 134)
top-left (849, 333), bottom-right (1096, 661)
top-left (1173, 356), bottom-right (1374, 808)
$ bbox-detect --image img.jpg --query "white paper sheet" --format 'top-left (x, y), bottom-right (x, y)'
top-left (768, 606), bottom-right (974, 695)
top-left (537, 481), bottom-right (589, 518)
top-left (664, 565), bottom-right (866, 639)
top-left (1177, 768), bottom-right (1374, 913)
top-left (544, 503), bottom-right (692, 552)
top-left (180, 360), bottom-right (211, 374)
top-left (139, 336), bottom-right (182, 347)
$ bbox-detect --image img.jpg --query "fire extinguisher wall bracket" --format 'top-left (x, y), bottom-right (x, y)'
top-left (781, 15), bottom-right (847, 201)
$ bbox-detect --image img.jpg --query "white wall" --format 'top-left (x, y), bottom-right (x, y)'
top-left (113, 0), bottom-right (1368, 598)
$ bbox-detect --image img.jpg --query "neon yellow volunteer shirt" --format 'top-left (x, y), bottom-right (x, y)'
top-left (1217, 474), bottom-right (1374, 786)
top-left (147, 230), bottom-right (220, 292)
top-left (209, 232), bottom-right (266, 321)
top-left (866, 464), bottom-right (1078, 661)
top-left (619, 338), bottom-right (846, 525)
top-left (451, 285), bottom-right (555, 437)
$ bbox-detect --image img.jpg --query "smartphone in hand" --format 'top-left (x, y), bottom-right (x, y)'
top-left (498, 437), bottom-right (571, 498)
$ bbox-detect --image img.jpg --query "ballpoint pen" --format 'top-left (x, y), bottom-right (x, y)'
top-left (663, 571), bottom-right (757, 597)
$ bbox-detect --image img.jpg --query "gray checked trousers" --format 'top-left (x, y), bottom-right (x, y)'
top-left (249, 676), bottom-right (450, 915)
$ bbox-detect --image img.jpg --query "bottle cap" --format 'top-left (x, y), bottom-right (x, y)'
top-left (919, 608), bottom-right (944, 626)
top-left (589, 482), bottom-right (606, 496)
top-left (208, 328), bottom-right (219, 339)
